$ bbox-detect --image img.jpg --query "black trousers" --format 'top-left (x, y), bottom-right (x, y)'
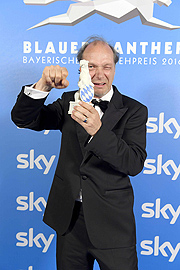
top-left (56, 201), bottom-right (138, 270)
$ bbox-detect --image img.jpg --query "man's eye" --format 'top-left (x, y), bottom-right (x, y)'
top-left (104, 66), bottom-right (111, 70)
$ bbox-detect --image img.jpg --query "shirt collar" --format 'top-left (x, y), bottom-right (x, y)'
top-left (97, 86), bottom-right (113, 102)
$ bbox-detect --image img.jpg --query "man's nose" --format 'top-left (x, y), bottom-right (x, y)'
top-left (95, 67), bottom-right (104, 79)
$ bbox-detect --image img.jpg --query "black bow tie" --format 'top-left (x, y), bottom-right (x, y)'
top-left (91, 99), bottom-right (109, 113)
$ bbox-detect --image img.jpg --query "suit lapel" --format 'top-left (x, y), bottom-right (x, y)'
top-left (101, 91), bottom-right (128, 130)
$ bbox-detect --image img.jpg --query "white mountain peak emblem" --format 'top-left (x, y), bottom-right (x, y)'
top-left (24, 0), bottom-right (180, 30)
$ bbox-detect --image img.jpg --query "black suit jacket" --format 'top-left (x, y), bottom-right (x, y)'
top-left (11, 85), bottom-right (148, 249)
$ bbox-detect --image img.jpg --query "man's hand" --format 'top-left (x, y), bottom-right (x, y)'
top-left (35, 65), bottom-right (69, 92)
top-left (71, 101), bottom-right (102, 136)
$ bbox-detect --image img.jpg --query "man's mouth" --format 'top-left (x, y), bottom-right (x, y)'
top-left (93, 83), bottom-right (106, 86)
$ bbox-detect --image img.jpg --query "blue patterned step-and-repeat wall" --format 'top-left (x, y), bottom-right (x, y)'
top-left (1, 1), bottom-right (180, 269)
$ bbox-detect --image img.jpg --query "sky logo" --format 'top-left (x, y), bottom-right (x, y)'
top-left (147, 112), bottom-right (180, 139)
top-left (17, 149), bottom-right (56, 175)
top-left (16, 192), bottom-right (46, 212)
top-left (16, 228), bottom-right (54, 253)
top-left (142, 198), bottom-right (180, 224)
top-left (140, 236), bottom-right (180, 262)
top-left (143, 154), bottom-right (180, 180)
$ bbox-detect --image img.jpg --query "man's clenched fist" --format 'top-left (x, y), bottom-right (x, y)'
top-left (35, 65), bottom-right (69, 92)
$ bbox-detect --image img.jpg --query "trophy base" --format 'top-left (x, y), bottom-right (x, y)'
top-left (68, 101), bottom-right (80, 114)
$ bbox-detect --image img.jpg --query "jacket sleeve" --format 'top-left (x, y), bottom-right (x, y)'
top-left (85, 105), bottom-right (148, 176)
top-left (11, 86), bottom-right (65, 131)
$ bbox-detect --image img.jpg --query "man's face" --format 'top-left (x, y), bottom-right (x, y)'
top-left (82, 42), bottom-right (116, 98)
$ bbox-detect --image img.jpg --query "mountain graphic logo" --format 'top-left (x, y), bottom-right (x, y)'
top-left (24, 0), bottom-right (180, 30)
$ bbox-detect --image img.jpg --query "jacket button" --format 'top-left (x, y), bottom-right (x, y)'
top-left (82, 175), bottom-right (87, 180)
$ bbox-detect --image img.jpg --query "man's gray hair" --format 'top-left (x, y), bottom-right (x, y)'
top-left (77, 36), bottom-right (119, 64)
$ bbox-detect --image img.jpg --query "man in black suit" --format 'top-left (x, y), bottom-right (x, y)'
top-left (11, 36), bottom-right (148, 270)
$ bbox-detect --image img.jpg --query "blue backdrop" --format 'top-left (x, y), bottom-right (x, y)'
top-left (1, 1), bottom-right (180, 269)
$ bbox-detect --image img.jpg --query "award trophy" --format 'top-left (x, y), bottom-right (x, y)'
top-left (68, 59), bottom-right (94, 114)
